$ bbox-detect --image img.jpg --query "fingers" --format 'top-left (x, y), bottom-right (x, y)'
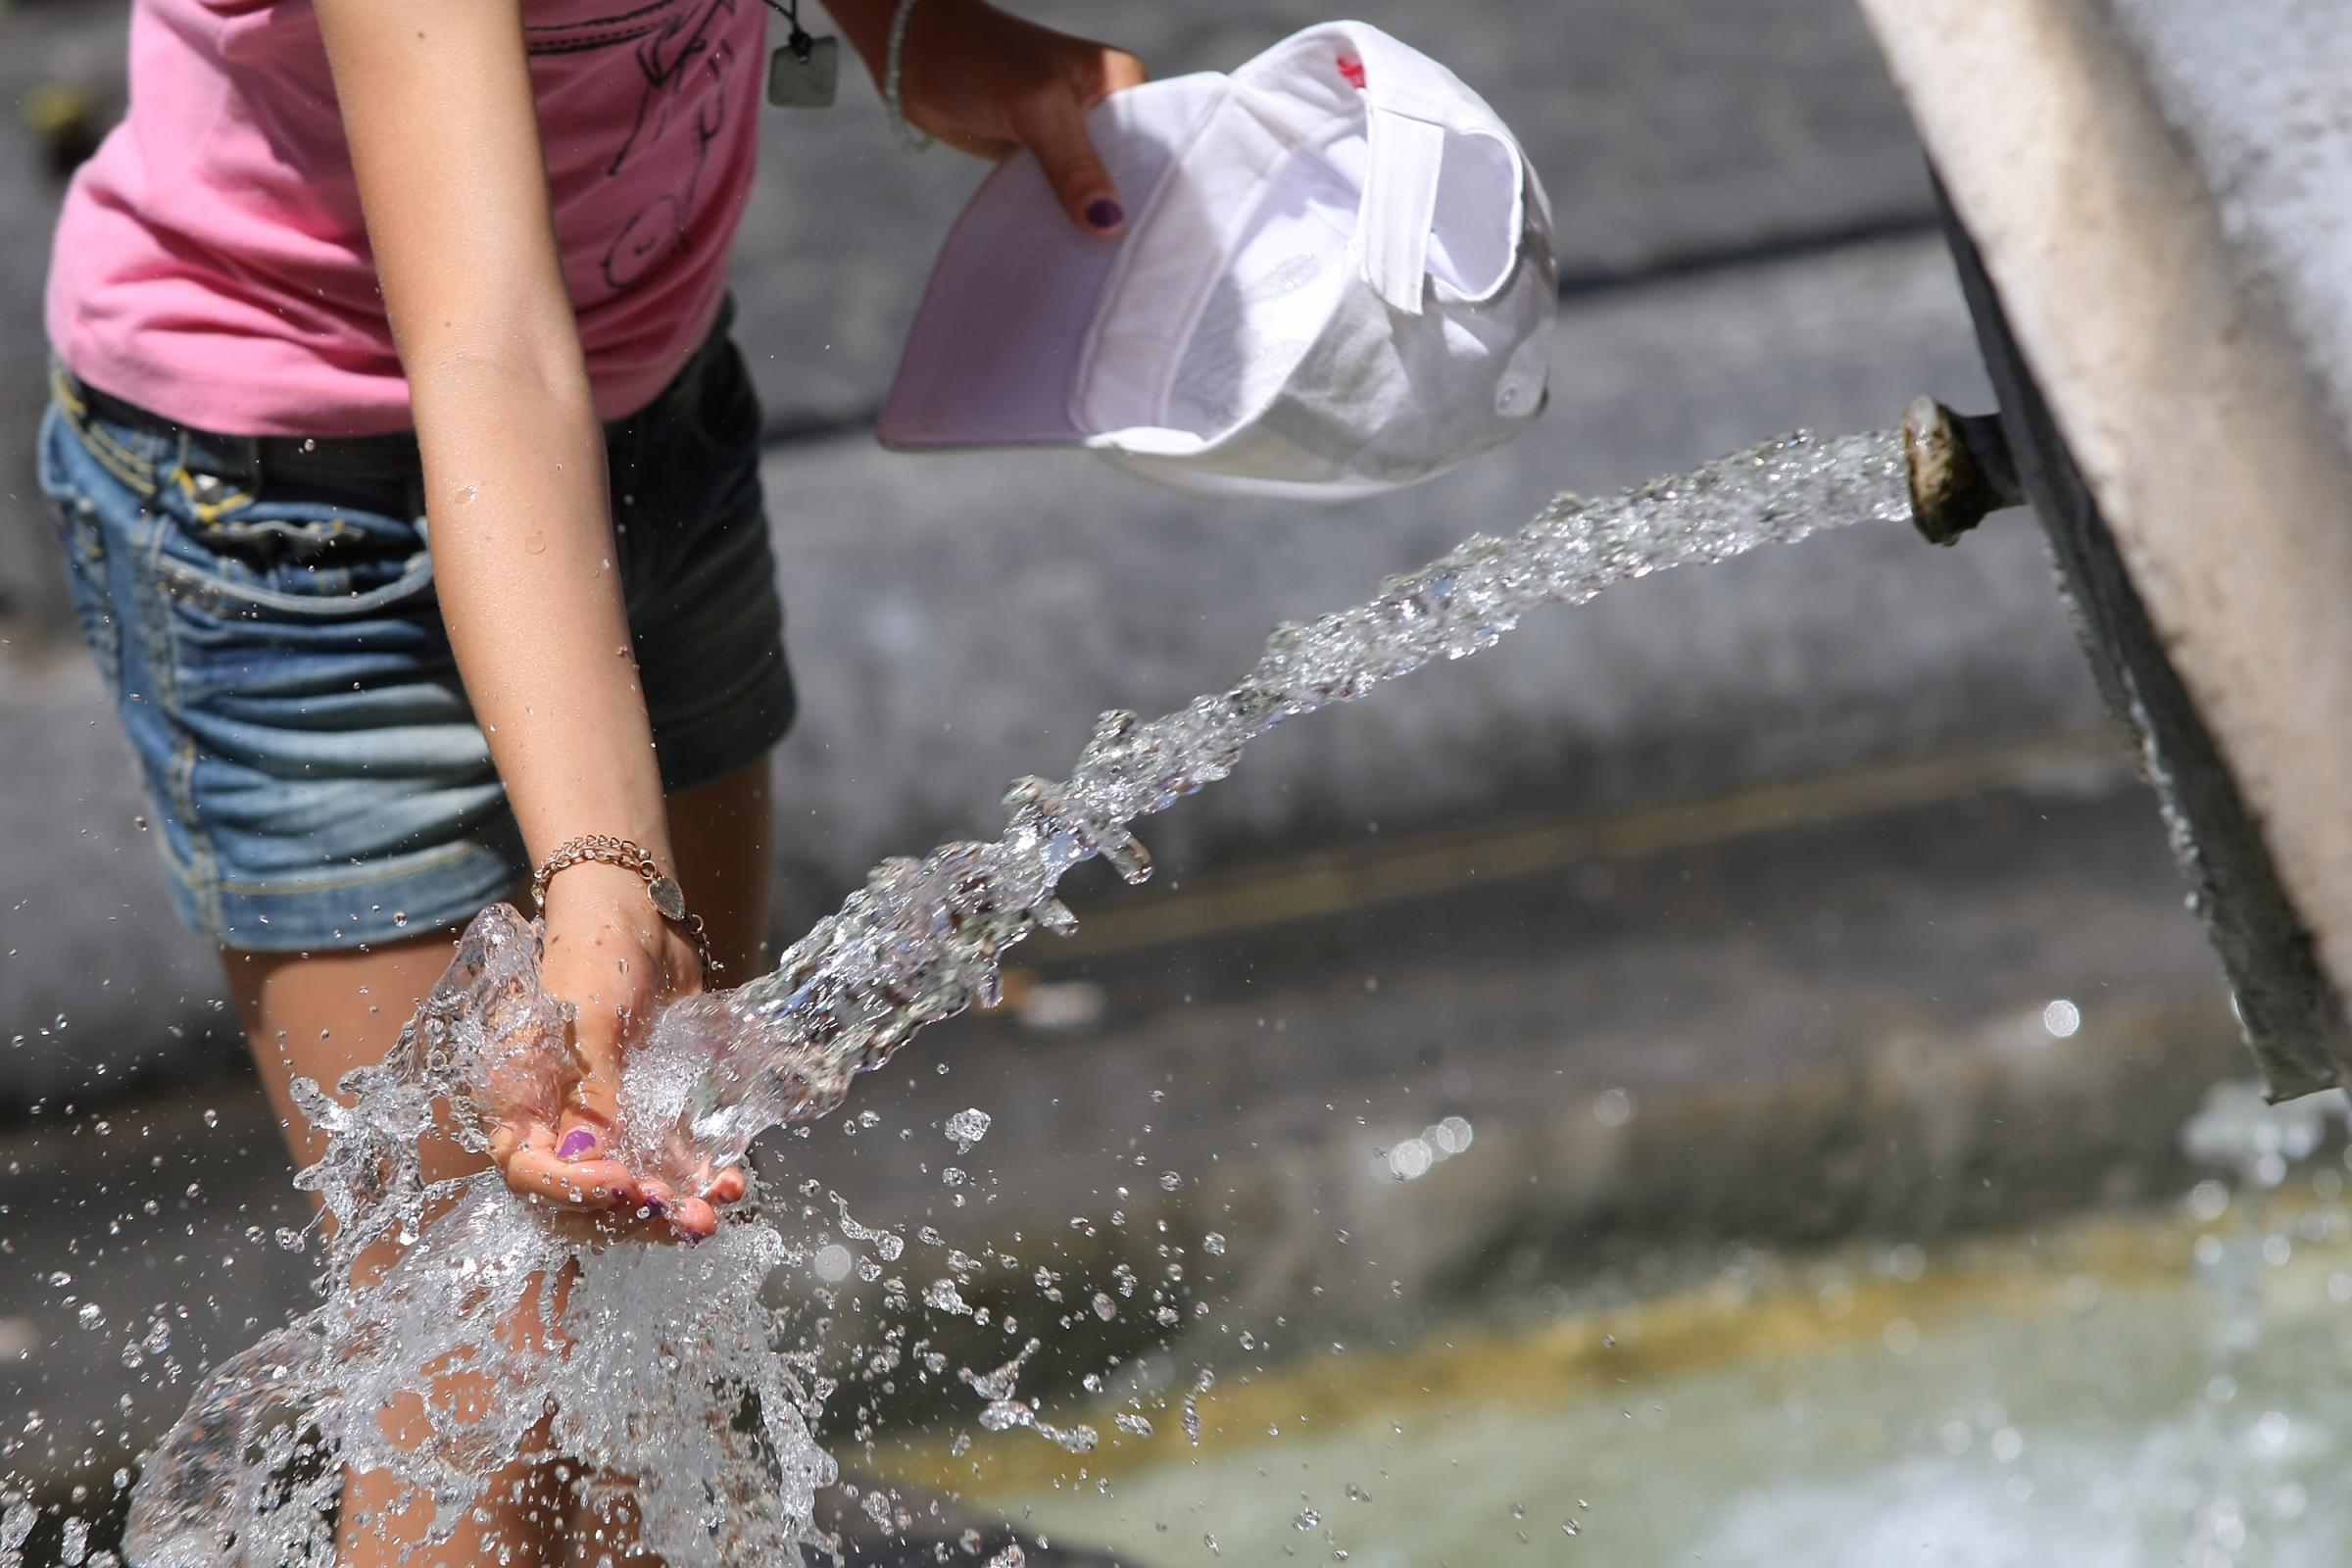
top-left (490, 1121), bottom-right (745, 1243)
top-left (632, 1165), bottom-right (740, 1243)
top-left (662, 1194), bottom-right (722, 1240)
top-left (552, 993), bottom-right (627, 1191)
top-left (1017, 49), bottom-right (1146, 236)
top-left (496, 1120), bottom-right (643, 1211)
top-left (1093, 46), bottom-right (1148, 99)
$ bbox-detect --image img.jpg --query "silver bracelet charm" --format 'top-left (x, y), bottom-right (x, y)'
top-left (885, 0), bottom-right (935, 154)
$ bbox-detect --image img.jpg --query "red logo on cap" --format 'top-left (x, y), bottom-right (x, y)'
top-left (1337, 54), bottom-right (1366, 89)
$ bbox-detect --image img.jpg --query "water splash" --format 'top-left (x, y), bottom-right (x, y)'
top-left (620, 429), bottom-right (1909, 1185)
top-left (122, 429), bottom-right (1909, 1564)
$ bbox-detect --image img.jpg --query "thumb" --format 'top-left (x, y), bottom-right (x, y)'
top-left (553, 1001), bottom-right (625, 1165)
top-left (1017, 72), bottom-right (1131, 236)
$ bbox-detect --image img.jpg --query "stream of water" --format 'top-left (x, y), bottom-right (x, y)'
top-left (83, 428), bottom-right (1911, 1565)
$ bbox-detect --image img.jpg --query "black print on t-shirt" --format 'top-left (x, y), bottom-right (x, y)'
top-left (524, 0), bottom-right (741, 295)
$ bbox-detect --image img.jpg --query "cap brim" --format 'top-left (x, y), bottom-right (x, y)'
top-left (878, 74), bottom-right (1226, 452)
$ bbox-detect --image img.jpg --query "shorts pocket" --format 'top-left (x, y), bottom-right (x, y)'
top-left (148, 544), bottom-right (437, 620)
top-left (148, 460), bottom-right (445, 705)
top-left (150, 459), bottom-right (436, 620)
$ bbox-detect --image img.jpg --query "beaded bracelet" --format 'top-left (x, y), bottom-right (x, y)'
top-left (885, 0), bottom-right (935, 154)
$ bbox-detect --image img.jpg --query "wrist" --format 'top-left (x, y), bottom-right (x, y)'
top-left (539, 858), bottom-right (662, 920)
top-left (531, 833), bottom-right (719, 981)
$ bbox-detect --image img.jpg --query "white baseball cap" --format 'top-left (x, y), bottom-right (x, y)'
top-left (877, 21), bottom-right (1557, 503)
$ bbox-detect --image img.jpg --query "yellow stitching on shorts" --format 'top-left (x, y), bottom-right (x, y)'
top-left (174, 468), bottom-right (253, 524)
top-left (67, 416), bottom-right (161, 496)
top-left (48, 363), bottom-right (87, 416)
top-left (164, 730), bottom-right (224, 937)
top-left (81, 413), bottom-right (157, 477)
top-left (49, 368), bottom-right (168, 494)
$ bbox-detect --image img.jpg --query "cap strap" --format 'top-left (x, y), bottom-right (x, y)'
top-left (1358, 106), bottom-right (1446, 316)
top-left (1342, 26), bottom-right (1465, 317)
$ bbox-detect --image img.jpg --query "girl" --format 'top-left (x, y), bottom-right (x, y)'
top-left (39, 0), bottom-right (1143, 1558)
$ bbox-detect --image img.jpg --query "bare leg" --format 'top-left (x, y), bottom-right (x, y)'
top-left (666, 757), bottom-right (776, 979)
top-left (225, 926), bottom-right (566, 1566)
top-left (559, 754), bottom-right (776, 1563)
top-left (223, 756), bottom-right (774, 1565)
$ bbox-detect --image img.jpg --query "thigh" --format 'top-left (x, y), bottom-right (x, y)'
top-left (666, 756), bottom-right (775, 979)
top-left (223, 928), bottom-right (572, 1568)
top-left (224, 927), bottom-right (492, 1192)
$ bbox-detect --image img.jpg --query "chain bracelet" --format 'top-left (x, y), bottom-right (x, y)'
top-left (530, 833), bottom-right (720, 980)
top-left (885, 0), bottom-right (935, 154)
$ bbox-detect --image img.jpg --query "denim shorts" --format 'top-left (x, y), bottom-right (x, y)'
top-left (35, 317), bottom-right (796, 953)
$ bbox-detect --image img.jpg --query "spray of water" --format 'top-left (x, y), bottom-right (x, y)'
top-left (114, 429), bottom-right (1909, 1564)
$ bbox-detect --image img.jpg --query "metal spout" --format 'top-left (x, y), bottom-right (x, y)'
top-left (1903, 396), bottom-right (2024, 545)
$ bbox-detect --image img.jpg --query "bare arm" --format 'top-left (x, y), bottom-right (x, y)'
top-left (317, 0), bottom-right (721, 1234)
top-left (316, 0), bottom-right (1143, 1236)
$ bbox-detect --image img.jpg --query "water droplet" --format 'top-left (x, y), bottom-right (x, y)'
top-left (76, 1303), bottom-right (103, 1331)
top-left (1385, 1139), bottom-right (1433, 1180)
top-left (524, 534), bottom-right (548, 555)
top-left (946, 1107), bottom-right (991, 1151)
top-left (391, 911), bottom-right (409, 928)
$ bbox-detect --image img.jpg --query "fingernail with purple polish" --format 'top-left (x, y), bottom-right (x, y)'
top-left (1086, 198), bottom-right (1124, 232)
top-left (557, 1128), bottom-right (599, 1162)
top-left (644, 1195), bottom-right (666, 1217)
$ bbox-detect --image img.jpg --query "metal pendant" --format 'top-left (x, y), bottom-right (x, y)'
top-left (648, 873), bottom-right (689, 922)
top-left (768, 32), bottom-right (839, 108)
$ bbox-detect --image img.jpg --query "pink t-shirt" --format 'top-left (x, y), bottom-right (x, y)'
top-left (47, 0), bottom-right (767, 437)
